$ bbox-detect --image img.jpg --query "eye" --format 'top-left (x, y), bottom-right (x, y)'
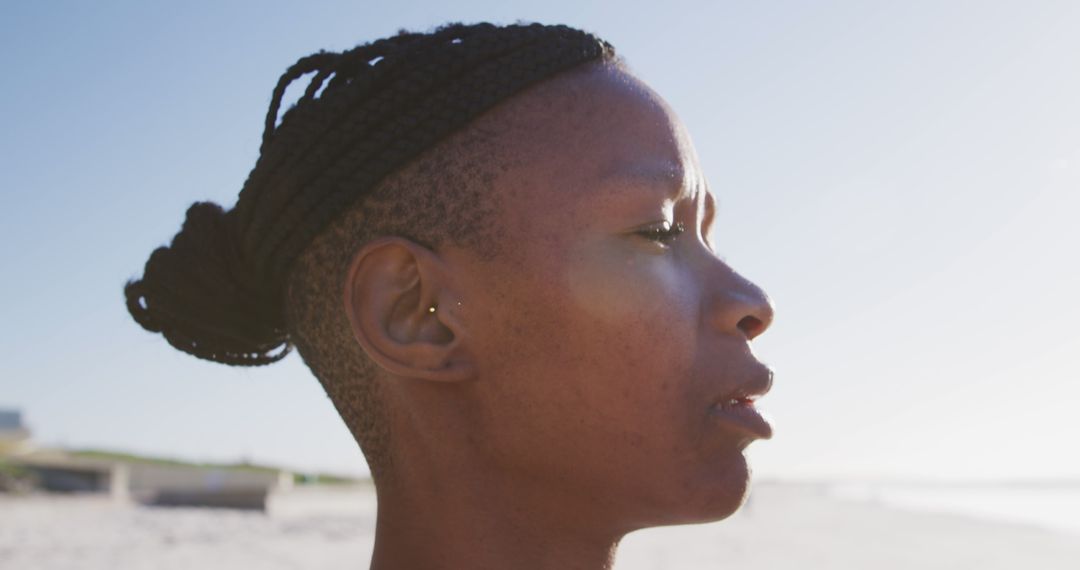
top-left (636, 221), bottom-right (686, 247)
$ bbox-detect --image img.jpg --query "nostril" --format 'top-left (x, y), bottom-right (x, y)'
top-left (737, 315), bottom-right (765, 340)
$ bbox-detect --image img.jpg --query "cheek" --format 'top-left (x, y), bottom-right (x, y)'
top-left (548, 247), bottom-right (707, 450)
top-left (471, 246), bottom-right (704, 454)
top-left (560, 246), bottom-right (699, 403)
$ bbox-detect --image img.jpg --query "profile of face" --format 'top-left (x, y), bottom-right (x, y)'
top-left (349, 61), bottom-right (775, 535)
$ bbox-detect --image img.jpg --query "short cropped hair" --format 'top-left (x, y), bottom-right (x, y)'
top-left (284, 122), bottom-right (513, 476)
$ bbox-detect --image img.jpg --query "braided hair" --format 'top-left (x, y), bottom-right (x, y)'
top-left (124, 23), bottom-right (615, 367)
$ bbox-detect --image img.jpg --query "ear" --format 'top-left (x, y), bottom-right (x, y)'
top-left (343, 237), bottom-right (474, 383)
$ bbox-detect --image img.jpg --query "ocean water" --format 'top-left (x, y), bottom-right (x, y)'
top-left (830, 482), bottom-right (1080, 536)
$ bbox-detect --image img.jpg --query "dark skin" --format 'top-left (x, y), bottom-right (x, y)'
top-left (345, 62), bottom-right (775, 570)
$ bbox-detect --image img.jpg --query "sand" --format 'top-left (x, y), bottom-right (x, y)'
top-left (2, 482), bottom-right (1077, 569)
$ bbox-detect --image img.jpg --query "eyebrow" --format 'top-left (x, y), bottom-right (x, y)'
top-left (597, 161), bottom-right (688, 201)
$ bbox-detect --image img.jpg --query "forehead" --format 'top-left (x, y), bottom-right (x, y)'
top-left (486, 62), bottom-right (703, 215)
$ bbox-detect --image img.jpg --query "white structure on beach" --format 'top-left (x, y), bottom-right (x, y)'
top-left (13, 453), bottom-right (293, 509)
top-left (1, 407), bottom-right (292, 509)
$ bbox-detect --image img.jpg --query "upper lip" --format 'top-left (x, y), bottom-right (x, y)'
top-left (714, 365), bottom-right (773, 406)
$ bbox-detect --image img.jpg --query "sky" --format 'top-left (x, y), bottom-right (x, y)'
top-left (1, 1), bottom-right (1078, 480)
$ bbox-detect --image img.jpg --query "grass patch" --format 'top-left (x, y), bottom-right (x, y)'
top-left (68, 448), bottom-right (363, 484)
top-left (0, 457), bottom-right (29, 477)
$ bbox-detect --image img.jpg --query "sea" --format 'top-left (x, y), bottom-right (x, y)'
top-left (829, 481), bottom-right (1080, 536)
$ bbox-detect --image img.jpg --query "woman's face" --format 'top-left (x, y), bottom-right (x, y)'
top-left (451, 63), bottom-right (775, 531)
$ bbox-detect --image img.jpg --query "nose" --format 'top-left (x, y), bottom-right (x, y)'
top-left (705, 264), bottom-right (775, 341)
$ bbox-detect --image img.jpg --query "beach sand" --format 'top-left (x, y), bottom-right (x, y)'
top-left (2, 481), bottom-right (1077, 569)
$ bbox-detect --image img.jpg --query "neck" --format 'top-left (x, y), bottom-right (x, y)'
top-left (367, 459), bottom-right (624, 570)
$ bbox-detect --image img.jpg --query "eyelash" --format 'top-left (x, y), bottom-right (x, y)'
top-left (637, 221), bottom-right (686, 246)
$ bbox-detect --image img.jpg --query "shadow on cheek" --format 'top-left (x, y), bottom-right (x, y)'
top-left (562, 254), bottom-right (669, 322)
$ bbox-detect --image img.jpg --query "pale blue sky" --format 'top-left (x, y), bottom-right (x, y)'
top-left (2, 1), bottom-right (1077, 480)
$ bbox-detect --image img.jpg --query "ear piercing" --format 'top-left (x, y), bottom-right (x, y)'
top-left (427, 305), bottom-right (437, 314)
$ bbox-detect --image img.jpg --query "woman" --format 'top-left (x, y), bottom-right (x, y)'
top-left (126, 22), bottom-right (775, 569)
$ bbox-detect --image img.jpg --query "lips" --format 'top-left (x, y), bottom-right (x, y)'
top-left (717, 366), bottom-right (773, 404)
top-left (709, 367), bottom-right (774, 441)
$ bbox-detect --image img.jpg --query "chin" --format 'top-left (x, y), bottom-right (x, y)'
top-left (689, 454), bottom-right (753, 523)
top-left (636, 451), bottom-right (753, 529)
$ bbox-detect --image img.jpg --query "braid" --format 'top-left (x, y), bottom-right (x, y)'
top-left (240, 24), bottom-right (547, 250)
top-left (125, 22), bottom-right (615, 366)
top-left (261, 28), bottom-right (603, 280)
top-left (125, 203), bottom-right (288, 365)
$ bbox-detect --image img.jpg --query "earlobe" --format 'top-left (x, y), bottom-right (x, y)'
top-left (343, 237), bottom-right (475, 383)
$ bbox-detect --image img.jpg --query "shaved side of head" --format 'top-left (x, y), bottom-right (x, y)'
top-left (283, 116), bottom-right (517, 477)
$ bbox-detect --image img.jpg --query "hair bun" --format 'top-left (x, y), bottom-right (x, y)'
top-left (125, 202), bottom-right (291, 366)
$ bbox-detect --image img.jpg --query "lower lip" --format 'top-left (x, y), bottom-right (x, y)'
top-left (709, 402), bottom-right (773, 440)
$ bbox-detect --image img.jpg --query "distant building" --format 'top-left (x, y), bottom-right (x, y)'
top-left (0, 409), bottom-right (24, 430)
top-left (11, 452), bottom-right (292, 509)
top-left (0, 408), bottom-right (32, 453)
top-left (1, 409), bottom-right (291, 508)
